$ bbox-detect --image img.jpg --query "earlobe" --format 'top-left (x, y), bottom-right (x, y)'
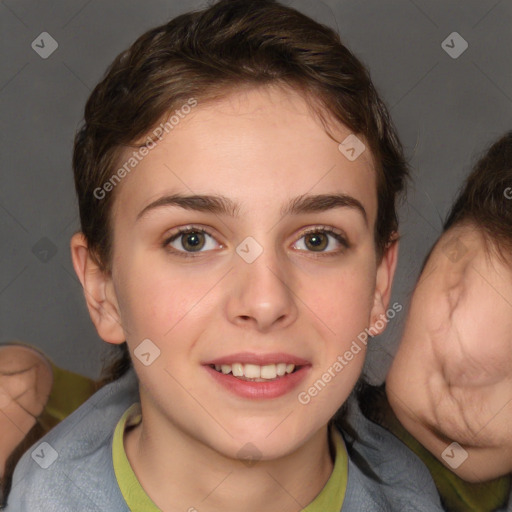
top-left (70, 232), bottom-right (126, 345)
top-left (369, 238), bottom-right (399, 335)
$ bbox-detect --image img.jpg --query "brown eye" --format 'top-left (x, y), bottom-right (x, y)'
top-left (181, 231), bottom-right (206, 252)
top-left (304, 232), bottom-right (328, 251)
top-left (164, 226), bottom-right (220, 257)
top-left (293, 227), bottom-right (349, 256)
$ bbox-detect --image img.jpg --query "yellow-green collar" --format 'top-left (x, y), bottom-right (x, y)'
top-left (112, 403), bottom-right (348, 511)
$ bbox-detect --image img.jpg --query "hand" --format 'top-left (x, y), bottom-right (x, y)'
top-left (0, 343), bottom-right (53, 477)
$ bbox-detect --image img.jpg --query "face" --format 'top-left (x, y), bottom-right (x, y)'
top-left (387, 224), bottom-right (512, 478)
top-left (76, 85), bottom-right (396, 460)
top-left (391, 225), bottom-right (512, 391)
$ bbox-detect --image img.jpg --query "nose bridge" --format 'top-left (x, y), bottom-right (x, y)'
top-left (227, 234), bottom-right (297, 329)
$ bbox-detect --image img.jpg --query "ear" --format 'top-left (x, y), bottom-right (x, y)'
top-left (369, 236), bottom-right (399, 336)
top-left (70, 232), bottom-right (126, 345)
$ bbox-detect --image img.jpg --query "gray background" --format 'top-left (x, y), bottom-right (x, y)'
top-left (1, 0), bottom-right (511, 381)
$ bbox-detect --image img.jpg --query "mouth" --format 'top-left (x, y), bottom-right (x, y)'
top-left (207, 362), bottom-right (303, 382)
top-left (203, 354), bottom-right (311, 399)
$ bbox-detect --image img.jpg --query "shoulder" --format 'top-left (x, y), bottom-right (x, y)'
top-left (4, 367), bottom-right (139, 511)
top-left (338, 390), bottom-right (445, 512)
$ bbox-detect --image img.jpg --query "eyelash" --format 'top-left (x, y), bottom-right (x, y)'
top-left (163, 225), bottom-right (350, 259)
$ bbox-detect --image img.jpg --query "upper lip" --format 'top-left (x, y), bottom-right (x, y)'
top-left (203, 352), bottom-right (311, 366)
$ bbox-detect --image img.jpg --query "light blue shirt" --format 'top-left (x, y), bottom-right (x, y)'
top-left (4, 366), bottom-right (504, 511)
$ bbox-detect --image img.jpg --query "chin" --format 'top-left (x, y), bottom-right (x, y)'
top-left (214, 426), bottom-right (304, 463)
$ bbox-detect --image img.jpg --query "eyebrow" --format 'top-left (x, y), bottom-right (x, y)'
top-left (136, 193), bottom-right (368, 225)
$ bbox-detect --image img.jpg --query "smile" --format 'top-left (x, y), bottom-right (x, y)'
top-left (204, 363), bottom-right (310, 399)
top-left (210, 362), bottom-right (298, 381)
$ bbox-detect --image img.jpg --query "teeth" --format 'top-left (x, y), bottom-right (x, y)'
top-left (211, 362), bottom-right (297, 380)
top-left (244, 364), bottom-right (261, 379)
top-left (232, 363), bottom-right (244, 377)
top-left (276, 363), bottom-right (287, 376)
top-left (260, 364), bottom-right (276, 379)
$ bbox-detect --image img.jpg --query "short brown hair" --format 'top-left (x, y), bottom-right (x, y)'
top-left (443, 131), bottom-right (512, 263)
top-left (72, 0), bottom-right (409, 383)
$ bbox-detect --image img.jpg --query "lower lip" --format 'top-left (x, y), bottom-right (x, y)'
top-left (203, 365), bottom-right (311, 399)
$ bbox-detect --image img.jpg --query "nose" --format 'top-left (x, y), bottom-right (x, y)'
top-left (226, 242), bottom-right (298, 332)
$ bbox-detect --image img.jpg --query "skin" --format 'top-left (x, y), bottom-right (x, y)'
top-left (387, 224), bottom-right (512, 483)
top-left (0, 344), bottom-right (53, 477)
top-left (71, 85), bottom-right (398, 512)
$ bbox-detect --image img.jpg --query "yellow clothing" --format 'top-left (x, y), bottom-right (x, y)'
top-left (112, 402), bottom-right (349, 511)
top-left (37, 360), bottom-right (99, 432)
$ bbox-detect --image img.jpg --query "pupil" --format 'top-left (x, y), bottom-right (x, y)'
top-left (184, 232), bottom-right (204, 251)
top-left (306, 233), bottom-right (326, 251)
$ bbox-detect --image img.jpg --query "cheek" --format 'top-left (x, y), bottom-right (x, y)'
top-left (305, 257), bottom-right (378, 401)
top-left (408, 280), bottom-right (449, 339)
top-left (458, 293), bottom-right (512, 362)
top-left (305, 261), bottom-right (376, 352)
top-left (117, 244), bottom-right (377, 346)
top-left (115, 256), bottom-right (211, 340)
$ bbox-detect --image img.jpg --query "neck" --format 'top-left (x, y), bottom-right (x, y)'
top-left (124, 407), bottom-right (335, 512)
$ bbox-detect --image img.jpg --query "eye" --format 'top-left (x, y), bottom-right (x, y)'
top-left (293, 227), bottom-right (349, 256)
top-left (163, 226), bottom-right (222, 257)
top-left (163, 225), bottom-right (349, 259)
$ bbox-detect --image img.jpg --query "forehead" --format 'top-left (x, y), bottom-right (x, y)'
top-left (423, 225), bottom-right (512, 289)
top-left (111, 86), bottom-right (378, 225)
